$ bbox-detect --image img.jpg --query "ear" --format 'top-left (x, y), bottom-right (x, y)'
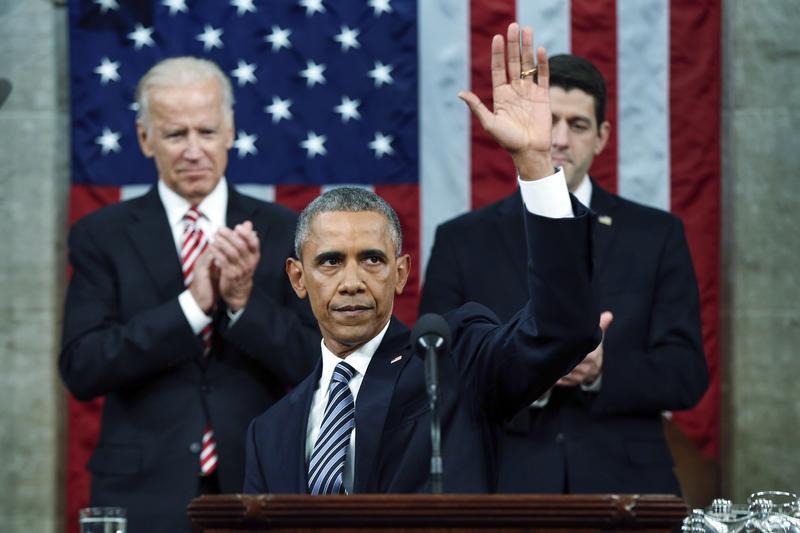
top-left (594, 120), bottom-right (611, 155)
top-left (136, 120), bottom-right (154, 158)
top-left (285, 257), bottom-right (308, 299)
top-left (394, 254), bottom-right (411, 295)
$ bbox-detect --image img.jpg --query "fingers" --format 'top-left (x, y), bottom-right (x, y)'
top-left (490, 34), bottom-right (507, 89)
top-left (505, 22), bottom-right (521, 81)
top-left (211, 223), bottom-right (260, 276)
top-left (599, 310), bottom-right (614, 332)
top-left (520, 26), bottom-right (535, 76)
top-left (536, 46), bottom-right (549, 90)
top-left (458, 90), bottom-right (494, 128)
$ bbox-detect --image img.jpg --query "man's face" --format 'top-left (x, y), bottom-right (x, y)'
top-left (286, 211), bottom-right (410, 357)
top-left (549, 87), bottom-right (611, 192)
top-left (137, 78), bottom-right (233, 204)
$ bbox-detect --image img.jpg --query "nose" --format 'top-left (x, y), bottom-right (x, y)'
top-left (552, 120), bottom-right (569, 148)
top-left (338, 260), bottom-right (365, 295)
top-left (183, 132), bottom-right (203, 160)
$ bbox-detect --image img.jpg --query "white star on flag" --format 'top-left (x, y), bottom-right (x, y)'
top-left (334, 96), bottom-right (361, 123)
top-left (162, 0), bottom-right (188, 15)
top-left (368, 0), bottom-right (392, 16)
top-left (197, 25), bottom-right (223, 51)
top-left (94, 57), bottom-right (121, 84)
top-left (233, 131), bottom-right (258, 158)
top-left (299, 0), bottom-right (325, 16)
top-left (368, 61), bottom-right (394, 87)
top-left (230, 0), bottom-right (256, 15)
top-left (94, 0), bottom-right (119, 13)
top-left (96, 128), bottom-right (121, 154)
top-left (300, 60), bottom-right (326, 87)
top-left (334, 26), bottom-right (361, 52)
top-left (231, 60), bottom-right (257, 86)
top-left (300, 131), bottom-right (327, 158)
top-left (264, 26), bottom-right (292, 51)
top-left (369, 132), bottom-right (394, 158)
top-left (265, 96), bottom-right (292, 123)
top-left (127, 24), bottom-right (155, 50)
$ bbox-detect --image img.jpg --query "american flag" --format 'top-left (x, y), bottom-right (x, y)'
top-left (67, 0), bottom-right (720, 529)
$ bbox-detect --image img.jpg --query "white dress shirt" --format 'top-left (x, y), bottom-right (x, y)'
top-left (305, 320), bottom-right (391, 494)
top-left (158, 177), bottom-right (229, 334)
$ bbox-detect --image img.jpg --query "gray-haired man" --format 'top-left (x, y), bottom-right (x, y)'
top-left (60, 57), bottom-right (319, 531)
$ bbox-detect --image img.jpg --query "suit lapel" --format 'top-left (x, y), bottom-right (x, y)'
top-left (289, 363), bottom-right (322, 493)
top-left (226, 186), bottom-right (273, 244)
top-left (125, 188), bottom-right (185, 298)
top-left (588, 180), bottom-right (619, 279)
top-left (494, 191), bottom-right (528, 289)
top-left (352, 318), bottom-right (411, 493)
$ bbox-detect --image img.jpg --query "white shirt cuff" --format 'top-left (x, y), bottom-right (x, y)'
top-left (178, 289), bottom-right (213, 334)
top-left (518, 167), bottom-right (574, 218)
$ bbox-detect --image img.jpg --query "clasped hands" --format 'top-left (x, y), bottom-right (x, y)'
top-left (190, 221), bottom-right (260, 316)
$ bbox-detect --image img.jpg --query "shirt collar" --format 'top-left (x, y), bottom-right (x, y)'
top-left (319, 319), bottom-right (392, 381)
top-left (572, 175), bottom-right (593, 208)
top-left (158, 177), bottom-right (228, 230)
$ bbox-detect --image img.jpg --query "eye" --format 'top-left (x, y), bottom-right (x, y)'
top-left (570, 121), bottom-right (590, 133)
top-left (364, 255), bottom-right (384, 265)
top-left (321, 257), bottom-right (341, 266)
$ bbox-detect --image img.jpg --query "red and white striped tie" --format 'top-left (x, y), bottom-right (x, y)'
top-left (181, 206), bottom-right (218, 477)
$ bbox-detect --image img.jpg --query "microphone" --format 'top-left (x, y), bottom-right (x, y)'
top-left (0, 79), bottom-right (11, 109)
top-left (411, 313), bottom-right (450, 494)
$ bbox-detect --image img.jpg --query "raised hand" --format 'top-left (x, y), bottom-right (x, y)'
top-left (189, 248), bottom-right (219, 315)
top-left (210, 221), bottom-right (261, 312)
top-left (458, 22), bottom-right (553, 180)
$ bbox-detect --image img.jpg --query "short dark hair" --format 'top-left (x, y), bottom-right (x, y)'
top-left (295, 186), bottom-right (403, 259)
top-left (549, 54), bottom-right (607, 127)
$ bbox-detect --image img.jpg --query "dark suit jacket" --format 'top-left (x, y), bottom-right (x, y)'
top-left (419, 183), bottom-right (708, 494)
top-left (60, 185), bottom-right (320, 532)
top-left (244, 205), bottom-right (601, 494)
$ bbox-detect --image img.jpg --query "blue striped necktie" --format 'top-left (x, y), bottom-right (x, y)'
top-left (308, 361), bottom-right (356, 495)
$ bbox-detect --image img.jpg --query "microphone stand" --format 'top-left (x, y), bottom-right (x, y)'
top-left (419, 335), bottom-right (444, 494)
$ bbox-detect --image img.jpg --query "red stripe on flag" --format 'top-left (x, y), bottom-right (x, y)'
top-left (470, 0), bottom-right (518, 209)
top-left (375, 184), bottom-right (420, 326)
top-left (66, 185), bottom-right (121, 533)
top-left (668, 0), bottom-right (722, 459)
top-left (275, 185), bottom-right (321, 214)
top-left (570, 0), bottom-right (618, 194)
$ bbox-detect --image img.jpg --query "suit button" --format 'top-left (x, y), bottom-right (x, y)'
top-left (201, 384), bottom-right (210, 393)
top-left (555, 432), bottom-right (565, 443)
top-left (189, 442), bottom-right (201, 454)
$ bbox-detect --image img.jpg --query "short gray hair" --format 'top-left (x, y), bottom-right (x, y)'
top-left (295, 187), bottom-right (403, 259)
top-left (135, 56), bottom-right (234, 130)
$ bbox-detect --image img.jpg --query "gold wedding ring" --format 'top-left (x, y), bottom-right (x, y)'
top-left (520, 67), bottom-right (537, 79)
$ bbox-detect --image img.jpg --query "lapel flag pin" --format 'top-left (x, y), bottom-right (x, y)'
top-left (598, 215), bottom-right (613, 226)
top-left (390, 355), bottom-right (403, 364)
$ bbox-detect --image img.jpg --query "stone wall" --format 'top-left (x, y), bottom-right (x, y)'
top-left (0, 0), bottom-right (69, 531)
top-left (721, 0), bottom-right (800, 501)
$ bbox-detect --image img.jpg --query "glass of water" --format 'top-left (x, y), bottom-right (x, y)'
top-left (79, 507), bottom-right (126, 533)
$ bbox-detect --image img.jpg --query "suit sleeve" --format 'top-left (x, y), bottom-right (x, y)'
top-left (419, 224), bottom-right (467, 316)
top-left (60, 220), bottom-right (202, 401)
top-left (449, 205), bottom-right (601, 422)
top-left (223, 275), bottom-right (320, 387)
top-left (591, 217), bottom-right (709, 414)
top-left (243, 418), bottom-right (270, 493)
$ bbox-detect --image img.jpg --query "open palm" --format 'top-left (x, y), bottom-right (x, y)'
top-left (459, 23), bottom-right (552, 170)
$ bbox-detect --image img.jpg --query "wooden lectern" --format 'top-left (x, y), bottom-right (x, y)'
top-left (188, 493), bottom-right (688, 532)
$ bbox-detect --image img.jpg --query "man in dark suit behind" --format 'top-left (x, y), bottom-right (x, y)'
top-left (244, 23), bottom-right (601, 495)
top-left (60, 57), bottom-right (319, 531)
top-left (420, 54), bottom-right (709, 494)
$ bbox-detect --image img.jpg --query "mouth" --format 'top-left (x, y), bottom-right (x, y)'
top-left (551, 156), bottom-right (571, 167)
top-left (332, 304), bottom-right (374, 318)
